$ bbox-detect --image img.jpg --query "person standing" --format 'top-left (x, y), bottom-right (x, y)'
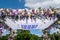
top-left (14, 9), bottom-right (18, 20)
top-left (8, 28), bottom-right (15, 40)
top-left (42, 30), bottom-right (51, 40)
top-left (24, 9), bottom-right (28, 23)
top-left (30, 9), bottom-right (35, 22)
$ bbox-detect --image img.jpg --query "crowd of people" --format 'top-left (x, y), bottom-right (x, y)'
top-left (0, 8), bottom-right (57, 22)
top-left (0, 8), bottom-right (60, 37)
top-left (0, 21), bottom-right (9, 35)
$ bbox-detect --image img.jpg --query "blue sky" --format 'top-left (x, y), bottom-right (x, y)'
top-left (0, 0), bottom-right (25, 9)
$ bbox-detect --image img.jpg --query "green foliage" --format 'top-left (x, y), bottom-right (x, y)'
top-left (30, 34), bottom-right (42, 40)
top-left (15, 29), bottom-right (41, 40)
top-left (0, 35), bottom-right (8, 40)
top-left (17, 29), bottom-right (30, 34)
top-left (0, 29), bottom-right (60, 40)
top-left (50, 33), bottom-right (60, 40)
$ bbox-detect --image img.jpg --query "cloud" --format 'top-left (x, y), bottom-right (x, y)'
top-left (25, 0), bottom-right (60, 8)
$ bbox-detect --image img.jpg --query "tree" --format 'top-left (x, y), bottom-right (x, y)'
top-left (15, 29), bottom-right (42, 40)
top-left (0, 35), bottom-right (8, 40)
top-left (30, 34), bottom-right (42, 40)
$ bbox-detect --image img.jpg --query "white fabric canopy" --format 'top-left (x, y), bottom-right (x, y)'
top-left (5, 18), bottom-right (57, 30)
